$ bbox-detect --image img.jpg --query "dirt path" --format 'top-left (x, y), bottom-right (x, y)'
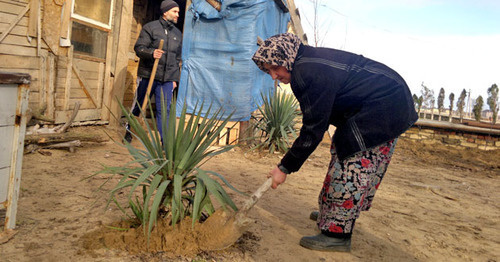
top-left (1, 126), bottom-right (499, 261)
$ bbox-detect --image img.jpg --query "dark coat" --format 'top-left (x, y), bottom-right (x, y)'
top-left (134, 18), bottom-right (182, 83)
top-left (280, 44), bottom-right (418, 173)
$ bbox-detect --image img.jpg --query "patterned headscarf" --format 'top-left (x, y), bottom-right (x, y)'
top-left (252, 33), bottom-right (302, 73)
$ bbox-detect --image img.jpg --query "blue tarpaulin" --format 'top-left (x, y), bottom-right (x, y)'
top-left (176, 0), bottom-right (290, 121)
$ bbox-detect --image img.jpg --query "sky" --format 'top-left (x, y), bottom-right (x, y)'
top-left (293, 0), bottom-right (500, 110)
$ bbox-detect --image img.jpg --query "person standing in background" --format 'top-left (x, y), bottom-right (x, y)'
top-left (125, 0), bottom-right (182, 142)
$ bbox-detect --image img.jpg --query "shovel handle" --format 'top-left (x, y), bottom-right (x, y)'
top-left (239, 177), bottom-right (273, 213)
top-left (140, 39), bottom-right (164, 114)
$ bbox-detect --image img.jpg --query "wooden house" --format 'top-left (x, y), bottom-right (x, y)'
top-left (0, 0), bottom-right (305, 129)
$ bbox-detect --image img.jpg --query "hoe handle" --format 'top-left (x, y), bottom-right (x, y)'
top-left (141, 39), bottom-right (164, 114)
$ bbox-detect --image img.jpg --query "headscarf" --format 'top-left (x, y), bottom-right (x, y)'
top-left (252, 33), bottom-right (302, 73)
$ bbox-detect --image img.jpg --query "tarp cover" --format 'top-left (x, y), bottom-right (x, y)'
top-left (176, 0), bottom-right (290, 121)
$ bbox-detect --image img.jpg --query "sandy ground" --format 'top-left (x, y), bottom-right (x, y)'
top-left (1, 125), bottom-right (499, 262)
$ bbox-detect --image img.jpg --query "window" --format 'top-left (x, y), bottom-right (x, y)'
top-left (71, 21), bottom-right (108, 59)
top-left (71, 0), bottom-right (114, 29)
top-left (70, 0), bottom-right (114, 59)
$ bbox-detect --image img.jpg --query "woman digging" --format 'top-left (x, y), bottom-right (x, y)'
top-left (252, 33), bottom-right (418, 252)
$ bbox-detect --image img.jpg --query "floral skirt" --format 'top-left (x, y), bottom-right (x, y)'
top-left (317, 139), bottom-right (397, 234)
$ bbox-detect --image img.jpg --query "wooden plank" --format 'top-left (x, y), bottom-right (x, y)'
top-left (0, 43), bottom-right (37, 56)
top-left (59, 0), bottom-right (71, 40)
top-left (0, 2), bottom-right (27, 15)
top-left (41, 0), bottom-right (62, 55)
top-left (285, 0), bottom-right (307, 43)
top-left (36, 0), bottom-right (40, 55)
top-left (71, 62), bottom-right (100, 109)
top-left (0, 54), bottom-right (39, 69)
top-left (96, 62), bottom-right (104, 107)
top-left (108, 0), bottom-right (133, 127)
top-left (0, 68), bottom-right (38, 83)
top-left (0, 3), bottom-right (29, 44)
top-left (100, 26), bottom-right (114, 121)
top-left (0, 34), bottom-right (48, 48)
top-left (0, 0), bottom-right (28, 6)
top-left (39, 48), bottom-right (47, 107)
top-left (72, 58), bottom-right (105, 72)
top-left (0, 71), bottom-right (30, 85)
top-left (58, 68), bottom-right (101, 80)
top-left (0, 13), bottom-right (28, 26)
top-left (54, 108), bottom-right (101, 124)
top-left (4, 83), bottom-right (29, 229)
top-left (46, 52), bottom-right (56, 118)
top-left (63, 46), bottom-right (72, 110)
top-left (55, 98), bottom-right (97, 109)
top-left (27, 0), bottom-right (38, 37)
top-left (66, 82), bottom-right (99, 100)
top-left (228, 125), bottom-right (239, 145)
top-left (0, 22), bottom-right (28, 36)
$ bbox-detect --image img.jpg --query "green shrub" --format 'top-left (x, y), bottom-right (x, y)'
top-left (96, 98), bottom-right (242, 241)
top-left (251, 88), bottom-right (300, 153)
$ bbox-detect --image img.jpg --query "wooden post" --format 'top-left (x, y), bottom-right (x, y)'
top-left (46, 53), bottom-right (56, 119)
top-left (63, 46), bottom-right (73, 111)
top-left (0, 72), bottom-right (31, 231)
top-left (238, 120), bottom-right (251, 145)
top-left (285, 0), bottom-right (307, 43)
top-left (108, 0), bottom-right (133, 128)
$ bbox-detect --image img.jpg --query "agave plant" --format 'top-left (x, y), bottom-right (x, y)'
top-left (251, 88), bottom-right (300, 153)
top-left (97, 97), bottom-right (242, 240)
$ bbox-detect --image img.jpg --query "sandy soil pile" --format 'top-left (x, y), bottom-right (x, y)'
top-left (0, 126), bottom-right (498, 261)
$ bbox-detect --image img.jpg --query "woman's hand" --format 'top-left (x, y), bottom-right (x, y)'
top-left (268, 166), bottom-right (287, 189)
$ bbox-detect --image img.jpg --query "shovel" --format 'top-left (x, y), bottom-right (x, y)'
top-left (197, 177), bottom-right (273, 250)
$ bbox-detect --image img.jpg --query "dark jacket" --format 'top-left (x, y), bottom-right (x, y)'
top-left (134, 18), bottom-right (182, 83)
top-left (280, 44), bottom-right (418, 173)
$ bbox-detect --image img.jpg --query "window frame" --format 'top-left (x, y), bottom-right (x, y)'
top-left (70, 0), bottom-right (115, 30)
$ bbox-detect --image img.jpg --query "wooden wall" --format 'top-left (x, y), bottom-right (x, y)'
top-left (0, 0), bottom-right (52, 116)
top-left (0, 0), bottom-right (136, 125)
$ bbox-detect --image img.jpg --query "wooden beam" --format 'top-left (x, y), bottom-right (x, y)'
top-left (4, 83), bottom-right (30, 230)
top-left (46, 52), bottom-right (56, 119)
top-left (63, 46), bottom-right (73, 110)
top-left (285, 0), bottom-right (307, 44)
top-left (39, 49), bottom-right (47, 108)
top-left (59, 0), bottom-right (71, 41)
top-left (109, 0), bottom-right (133, 127)
top-left (415, 119), bottom-right (500, 136)
top-left (0, 4), bottom-right (29, 44)
top-left (96, 62), bottom-right (104, 107)
top-left (27, 0), bottom-right (39, 37)
top-left (36, 0), bottom-right (41, 56)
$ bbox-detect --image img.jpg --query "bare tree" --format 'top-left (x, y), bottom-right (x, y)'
top-left (457, 89), bottom-right (467, 123)
top-left (420, 82), bottom-right (434, 118)
top-left (437, 88), bottom-right (445, 121)
top-left (487, 83), bottom-right (499, 124)
top-left (448, 92), bottom-right (455, 122)
top-left (302, 0), bottom-right (331, 47)
top-left (473, 96), bottom-right (484, 121)
top-left (413, 94), bottom-right (423, 117)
